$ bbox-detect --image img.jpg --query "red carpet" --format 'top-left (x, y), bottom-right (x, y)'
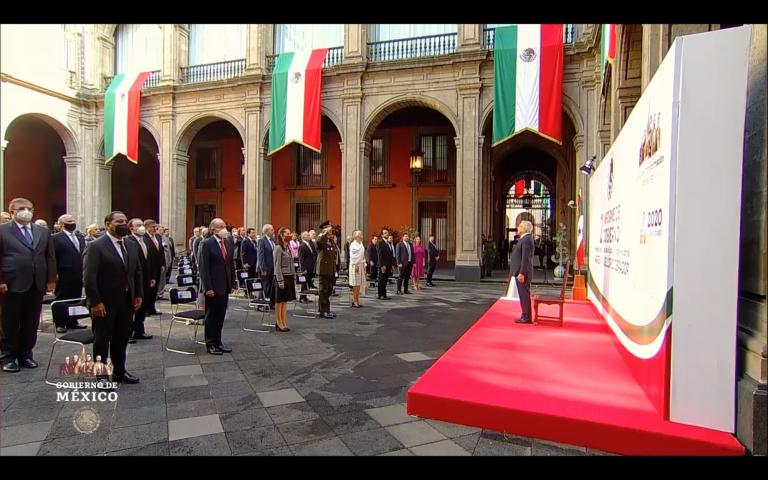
top-left (407, 299), bottom-right (744, 456)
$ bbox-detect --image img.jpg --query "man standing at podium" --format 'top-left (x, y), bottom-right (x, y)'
top-left (509, 220), bottom-right (534, 324)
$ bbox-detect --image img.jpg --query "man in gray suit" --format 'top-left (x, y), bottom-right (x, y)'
top-left (509, 220), bottom-right (535, 324)
top-left (0, 198), bottom-right (56, 372)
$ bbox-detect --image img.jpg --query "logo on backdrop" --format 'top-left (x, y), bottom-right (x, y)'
top-left (607, 156), bottom-right (615, 201)
top-left (639, 112), bottom-right (661, 167)
top-left (291, 72), bottom-right (303, 84)
top-left (520, 48), bottom-right (537, 62)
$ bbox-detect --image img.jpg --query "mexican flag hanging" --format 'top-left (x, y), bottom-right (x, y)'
top-left (492, 24), bottom-right (564, 147)
top-left (269, 48), bottom-right (328, 155)
top-left (600, 24), bottom-right (617, 89)
top-left (104, 72), bottom-right (152, 164)
top-left (576, 190), bottom-right (585, 270)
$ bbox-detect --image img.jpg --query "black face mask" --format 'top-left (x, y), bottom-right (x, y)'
top-left (64, 223), bottom-right (77, 232)
top-left (114, 224), bottom-right (130, 237)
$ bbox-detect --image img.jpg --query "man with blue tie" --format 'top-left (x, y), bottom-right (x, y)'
top-left (256, 224), bottom-right (276, 310)
top-left (0, 198), bottom-right (57, 373)
top-left (199, 218), bottom-right (236, 355)
top-left (240, 227), bottom-right (259, 279)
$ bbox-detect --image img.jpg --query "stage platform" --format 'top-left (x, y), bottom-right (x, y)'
top-left (406, 298), bottom-right (744, 456)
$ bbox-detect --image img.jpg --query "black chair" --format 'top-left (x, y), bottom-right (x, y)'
top-left (45, 298), bottom-right (93, 386)
top-left (293, 274), bottom-right (320, 318)
top-left (38, 293), bottom-right (56, 332)
top-left (164, 287), bottom-right (205, 355)
top-left (176, 274), bottom-right (197, 288)
top-left (232, 278), bottom-right (272, 332)
top-left (231, 269), bottom-right (250, 299)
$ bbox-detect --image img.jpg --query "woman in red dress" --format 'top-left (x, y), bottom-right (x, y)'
top-left (411, 236), bottom-right (426, 291)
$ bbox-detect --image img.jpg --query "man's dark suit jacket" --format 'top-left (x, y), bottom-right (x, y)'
top-left (83, 234), bottom-right (143, 307)
top-left (256, 236), bottom-right (274, 274)
top-left (367, 243), bottom-right (379, 267)
top-left (298, 242), bottom-right (315, 274)
top-left (395, 241), bottom-right (413, 266)
top-left (240, 237), bottom-right (258, 270)
top-left (0, 222), bottom-right (56, 292)
top-left (125, 235), bottom-right (153, 288)
top-left (52, 231), bottom-right (85, 285)
top-left (200, 236), bottom-right (236, 296)
top-left (376, 240), bottom-right (395, 271)
top-left (509, 233), bottom-right (534, 279)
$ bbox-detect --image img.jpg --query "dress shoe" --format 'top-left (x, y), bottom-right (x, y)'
top-left (321, 313), bottom-right (336, 319)
top-left (275, 325), bottom-right (291, 332)
top-left (132, 333), bottom-right (153, 340)
top-left (114, 372), bottom-right (140, 384)
top-left (515, 318), bottom-right (533, 324)
top-left (19, 358), bottom-right (39, 368)
top-left (127, 338), bottom-right (137, 344)
top-left (2, 360), bottom-right (20, 373)
top-left (68, 324), bottom-right (88, 330)
top-left (207, 345), bottom-right (224, 355)
top-left (56, 326), bottom-right (67, 334)
top-left (217, 344), bottom-right (233, 353)
top-left (404, 291), bottom-right (412, 295)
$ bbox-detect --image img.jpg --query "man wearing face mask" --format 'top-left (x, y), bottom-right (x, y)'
top-left (83, 211), bottom-right (143, 384)
top-left (125, 219), bottom-right (154, 341)
top-left (0, 198), bottom-right (57, 373)
top-left (141, 219), bottom-right (164, 316)
top-left (51, 214), bottom-right (88, 333)
top-left (199, 218), bottom-right (236, 355)
top-left (256, 224), bottom-right (276, 310)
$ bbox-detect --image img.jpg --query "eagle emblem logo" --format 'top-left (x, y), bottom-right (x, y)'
top-left (520, 48), bottom-right (536, 62)
top-left (291, 72), bottom-right (303, 84)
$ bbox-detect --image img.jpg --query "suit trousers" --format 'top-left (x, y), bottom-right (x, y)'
top-left (515, 277), bottom-right (532, 321)
top-left (132, 283), bottom-right (152, 336)
top-left (262, 272), bottom-right (275, 308)
top-left (0, 288), bottom-right (44, 362)
top-left (397, 262), bottom-right (413, 293)
top-left (426, 261), bottom-right (437, 284)
top-left (92, 292), bottom-right (132, 377)
top-left (145, 285), bottom-right (159, 314)
top-left (204, 293), bottom-right (228, 347)
top-left (54, 278), bottom-right (84, 326)
top-left (318, 274), bottom-right (334, 314)
top-left (378, 269), bottom-right (391, 298)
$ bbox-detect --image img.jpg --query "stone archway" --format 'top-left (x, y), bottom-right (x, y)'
top-left (110, 127), bottom-right (160, 220)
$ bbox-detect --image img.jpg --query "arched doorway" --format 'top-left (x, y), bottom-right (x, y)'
top-left (185, 119), bottom-right (245, 235)
top-left (265, 116), bottom-right (343, 236)
top-left (110, 127), bottom-right (160, 220)
top-left (3, 115), bottom-right (69, 224)
top-left (364, 105), bottom-right (457, 266)
top-left (482, 110), bottom-right (577, 275)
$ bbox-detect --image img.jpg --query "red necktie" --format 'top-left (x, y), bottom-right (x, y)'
top-left (220, 240), bottom-right (227, 259)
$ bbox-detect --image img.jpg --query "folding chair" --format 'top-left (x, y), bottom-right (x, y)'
top-left (164, 287), bottom-right (206, 355)
top-left (39, 293), bottom-right (56, 332)
top-left (293, 274), bottom-right (321, 318)
top-left (176, 273), bottom-right (197, 288)
top-left (45, 297), bottom-right (93, 386)
top-left (232, 278), bottom-right (272, 332)
top-left (231, 269), bottom-right (250, 299)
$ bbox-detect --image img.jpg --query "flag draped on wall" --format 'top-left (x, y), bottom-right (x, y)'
top-left (576, 190), bottom-right (585, 270)
top-left (104, 72), bottom-right (152, 164)
top-left (600, 24), bottom-right (617, 89)
top-left (269, 48), bottom-right (328, 155)
top-left (492, 24), bottom-right (564, 147)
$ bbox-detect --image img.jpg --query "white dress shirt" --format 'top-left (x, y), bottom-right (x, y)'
top-left (106, 232), bottom-right (125, 262)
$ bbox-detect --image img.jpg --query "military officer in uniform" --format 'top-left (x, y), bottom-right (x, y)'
top-left (316, 220), bottom-right (338, 319)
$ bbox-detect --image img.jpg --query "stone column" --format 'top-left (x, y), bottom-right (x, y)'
top-left (158, 110), bottom-right (188, 244)
top-left (246, 24), bottom-right (269, 74)
top-left (244, 102), bottom-right (265, 228)
top-left (95, 156), bottom-right (111, 223)
top-left (458, 24), bottom-right (483, 51)
top-left (641, 24), bottom-right (670, 92)
top-left (454, 84), bottom-right (483, 281)
top-left (0, 140), bottom-right (7, 208)
top-left (160, 24), bottom-right (181, 85)
top-left (340, 93), bottom-right (365, 240)
top-left (344, 24), bottom-right (368, 64)
top-left (260, 145), bottom-right (272, 226)
top-left (63, 155), bottom-right (84, 226)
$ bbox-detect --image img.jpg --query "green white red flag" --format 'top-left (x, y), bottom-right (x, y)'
top-left (104, 72), bottom-right (152, 164)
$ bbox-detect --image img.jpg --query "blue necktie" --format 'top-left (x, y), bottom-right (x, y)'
top-left (22, 226), bottom-right (33, 247)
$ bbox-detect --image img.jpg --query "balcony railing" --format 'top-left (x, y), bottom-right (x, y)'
top-left (483, 24), bottom-right (578, 51)
top-left (266, 46), bottom-right (344, 73)
top-left (103, 70), bottom-right (161, 91)
top-left (368, 33), bottom-right (457, 62)
top-left (180, 58), bottom-right (246, 83)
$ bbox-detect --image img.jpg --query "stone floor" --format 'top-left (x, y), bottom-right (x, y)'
top-left (0, 280), bottom-right (612, 456)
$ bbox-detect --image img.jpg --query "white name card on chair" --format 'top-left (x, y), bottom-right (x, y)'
top-left (68, 306), bottom-right (89, 316)
top-left (181, 277), bottom-right (193, 285)
top-left (239, 272), bottom-right (248, 279)
top-left (298, 276), bottom-right (306, 282)
top-left (181, 268), bottom-right (192, 274)
top-left (178, 291), bottom-right (193, 300)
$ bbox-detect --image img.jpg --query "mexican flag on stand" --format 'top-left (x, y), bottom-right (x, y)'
top-left (104, 72), bottom-right (152, 164)
top-left (492, 24), bottom-right (564, 147)
top-left (576, 190), bottom-right (585, 270)
top-left (269, 48), bottom-right (328, 155)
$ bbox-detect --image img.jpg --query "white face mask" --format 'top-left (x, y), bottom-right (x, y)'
top-left (15, 209), bottom-right (33, 222)
top-left (216, 228), bottom-right (230, 239)
top-left (136, 226), bottom-right (147, 236)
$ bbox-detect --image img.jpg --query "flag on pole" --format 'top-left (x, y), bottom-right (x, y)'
top-left (576, 190), bottom-right (585, 270)
top-left (104, 72), bottom-right (152, 164)
top-left (533, 180), bottom-right (542, 196)
top-left (492, 24), bottom-right (564, 147)
top-left (269, 48), bottom-right (328, 155)
top-left (600, 24), bottom-right (617, 90)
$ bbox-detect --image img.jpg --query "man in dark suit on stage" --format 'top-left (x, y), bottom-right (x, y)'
top-left (0, 198), bottom-right (56, 373)
top-left (240, 227), bottom-right (259, 279)
top-left (376, 229), bottom-right (395, 300)
top-left (257, 224), bottom-right (276, 309)
top-left (509, 220), bottom-right (535, 324)
top-left (52, 214), bottom-right (88, 333)
top-left (199, 218), bottom-right (236, 355)
top-left (83, 211), bottom-right (143, 384)
top-left (426, 235), bottom-right (439, 287)
top-left (125, 218), bottom-right (154, 341)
